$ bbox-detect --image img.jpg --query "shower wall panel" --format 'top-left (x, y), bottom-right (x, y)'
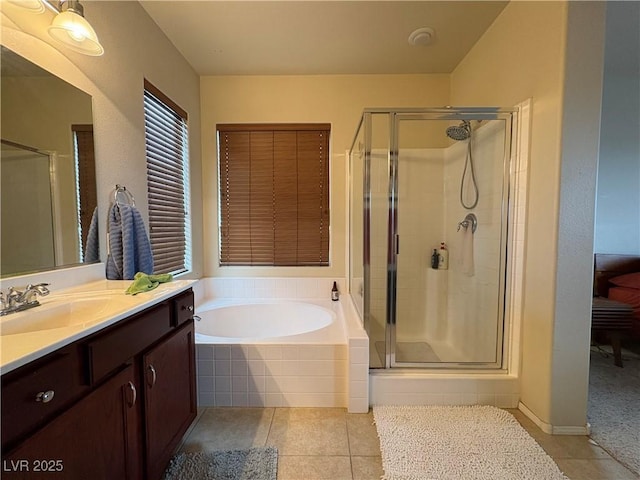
top-left (443, 120), bottom-right (506, 362)
top-left (396, 149), bottom-right (445, 343)
top-left (369, 150), bottom-right (389, 365)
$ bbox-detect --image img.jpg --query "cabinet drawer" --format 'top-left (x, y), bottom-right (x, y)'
top-left (172, 290), bottom-right (194, 327)
top-left (87, 303), bottom-right (171, 384)
top-left (1, 345), bottom-right (86, 450)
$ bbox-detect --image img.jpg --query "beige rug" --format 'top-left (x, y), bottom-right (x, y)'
top-left (373, 405), bottom-right (568, 480)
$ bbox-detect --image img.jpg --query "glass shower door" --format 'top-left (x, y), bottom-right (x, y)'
top-left (366, 112), bottom-right (391, 368)
top-left (392, 113), bottom-right (511, 367)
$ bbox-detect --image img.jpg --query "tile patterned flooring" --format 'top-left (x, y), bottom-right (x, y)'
top-left (177, 407), bottom-right (639, 480)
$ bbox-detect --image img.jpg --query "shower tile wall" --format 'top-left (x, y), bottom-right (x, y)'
top-left (396, 148), bottom-right (445, 346)
top-left (443, 120), bottom-right (506, 362)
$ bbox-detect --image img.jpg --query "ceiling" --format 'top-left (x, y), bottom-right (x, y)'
top-left (139, 1), bottom-right (509, 76)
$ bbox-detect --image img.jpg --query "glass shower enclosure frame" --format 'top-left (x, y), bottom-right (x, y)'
top-left (349, 107), bottom-right (517, 370)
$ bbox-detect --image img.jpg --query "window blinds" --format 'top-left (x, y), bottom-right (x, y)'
top-left (143, 80), bottom-right (190, 275)
top-left (218, 124), bottom-right (330, 266)
top-left (71, 124), bottom-right (96, 260)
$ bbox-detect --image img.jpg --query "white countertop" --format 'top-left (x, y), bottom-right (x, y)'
top-left (0, 279), bottom-right (197, 375)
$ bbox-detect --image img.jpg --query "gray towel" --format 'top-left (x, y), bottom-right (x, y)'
top-left (106, 203), bottom-right (154, 280)
top-left (84, 206), bottom-right (100, 263)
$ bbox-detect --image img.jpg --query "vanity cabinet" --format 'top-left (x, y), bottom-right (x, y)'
top-left (1, 288), bottom-right (196, 480)
top-left (2, 365), bottom-right (140, 480)
top-left (143, 321), bottom-right (196, 480)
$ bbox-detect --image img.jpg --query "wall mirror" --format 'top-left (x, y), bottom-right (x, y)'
top-left (1, 45), bottom-right (98, 278)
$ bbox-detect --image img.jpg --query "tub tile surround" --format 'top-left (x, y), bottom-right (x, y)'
top-left (194, 278), bottom-right (370, 412)
top-left (192, 277), bottom-right (346, 304)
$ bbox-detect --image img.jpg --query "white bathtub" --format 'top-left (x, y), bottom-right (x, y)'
top-left (195, 298), bottom-right (345, 344)
top-left (194, 296), bottom-right (355, 409)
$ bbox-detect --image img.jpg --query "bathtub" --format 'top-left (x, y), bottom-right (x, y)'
top-left (195, 298), bottom-right (345, 344)
top-left (194, 295), bottom-right (362, 409)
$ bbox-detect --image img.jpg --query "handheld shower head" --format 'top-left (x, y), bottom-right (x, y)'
top-left (446, 120), bottom-right (471, 141)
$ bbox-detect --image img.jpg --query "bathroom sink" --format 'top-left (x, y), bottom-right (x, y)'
top-left (0, 293), bottom-right (135, 336)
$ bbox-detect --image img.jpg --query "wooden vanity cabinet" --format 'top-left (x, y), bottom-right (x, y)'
top-left (1, 289), bottom-right (196, 480)
top-left (1, 343), bottom-right (89, 452)
top-left (143, 321), bottom-right (196, 480)
top-left (2, 365), bottom-right (141, 480)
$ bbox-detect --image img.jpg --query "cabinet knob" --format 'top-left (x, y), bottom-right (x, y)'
top-left (182, 305), bottom-right (194, 312)
top-left (35, 390), bottom-right (55, 403)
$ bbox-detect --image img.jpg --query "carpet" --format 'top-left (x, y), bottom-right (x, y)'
top-left (163, 446), bottom-right (278, 480)
top-left (373, 405), bottom-right (568, 480)
top-left (588, 345), bottom-right (640, 476)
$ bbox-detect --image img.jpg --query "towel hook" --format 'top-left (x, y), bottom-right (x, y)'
top-left (457, 213), bottom-right (477, 233)
top-left (113, 184), bottom-right (136, 207)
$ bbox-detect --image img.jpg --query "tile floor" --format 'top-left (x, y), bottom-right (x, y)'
top-left (177, 407), bottom-right (639, 480)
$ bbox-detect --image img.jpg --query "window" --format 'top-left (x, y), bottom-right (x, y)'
top-left (143, 80), bottom-right (191, 275)
top-left (217, 123), bottom-right (330, 266)
top-left (71, 124), bottom-right (97, 261)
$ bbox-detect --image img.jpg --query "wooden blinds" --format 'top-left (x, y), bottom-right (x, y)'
top-left (144, 80), bottom-right (190, 275)
top-left (218, 124), bottom-right (330, 266)
top-left (71, 124), bottom-right (97, 260)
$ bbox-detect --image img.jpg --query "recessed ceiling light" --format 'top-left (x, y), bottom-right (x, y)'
top-left (408, 27), bottom-right (435, 47)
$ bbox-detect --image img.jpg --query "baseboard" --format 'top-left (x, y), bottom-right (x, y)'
top-left (518, 402), bottom-right (590, 435)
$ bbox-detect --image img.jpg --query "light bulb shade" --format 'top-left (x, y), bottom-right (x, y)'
top-left (48, 10), bottom-right (104, 56)
top-left (7, 0), bottom-right (46, 13)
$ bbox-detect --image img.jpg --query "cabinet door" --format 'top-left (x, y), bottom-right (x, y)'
top-left (143, 321), bottom-right (196, 480)
top-left (2, 365), bottom-right (142, 480)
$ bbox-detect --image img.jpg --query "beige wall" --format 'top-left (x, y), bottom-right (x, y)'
top-left (451, 1), bottom-right (605, 430)
top-left (451, 0), bottom-right (567, 428)
top-left (200, 74), bottom-right (450, 278)
top-left (1, 0), bottom-right (203, 278)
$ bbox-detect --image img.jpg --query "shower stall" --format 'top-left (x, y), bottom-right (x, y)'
top-left (348, 107), bottom-right (519, 371)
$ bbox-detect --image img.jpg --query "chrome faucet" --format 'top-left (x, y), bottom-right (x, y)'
top-left (0, 283), bottom-right (50, 316)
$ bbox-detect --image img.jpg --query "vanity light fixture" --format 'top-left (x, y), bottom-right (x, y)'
top-left (47, 0), bottom-right (104, 56)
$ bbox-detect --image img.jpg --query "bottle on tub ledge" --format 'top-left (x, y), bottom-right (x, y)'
top-left (331, 281), bottom-right (340, 301)
top-left (438, 242), bottom-right (449, 270)
top-left (431, 249), bottom-right (439, 269)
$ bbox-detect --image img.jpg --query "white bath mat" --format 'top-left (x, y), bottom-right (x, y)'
top-left (373, 405), bottom-right (568, 480)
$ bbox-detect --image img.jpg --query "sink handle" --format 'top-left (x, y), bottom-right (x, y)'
top-left (36, 390), bottom-right (55, 403)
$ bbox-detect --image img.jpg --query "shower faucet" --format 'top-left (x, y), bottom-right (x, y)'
top-left (457, 213), bottom-right (478, 233)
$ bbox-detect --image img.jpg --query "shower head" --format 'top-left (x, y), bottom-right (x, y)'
top-left (446, 120), bottom-right (471, 141)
